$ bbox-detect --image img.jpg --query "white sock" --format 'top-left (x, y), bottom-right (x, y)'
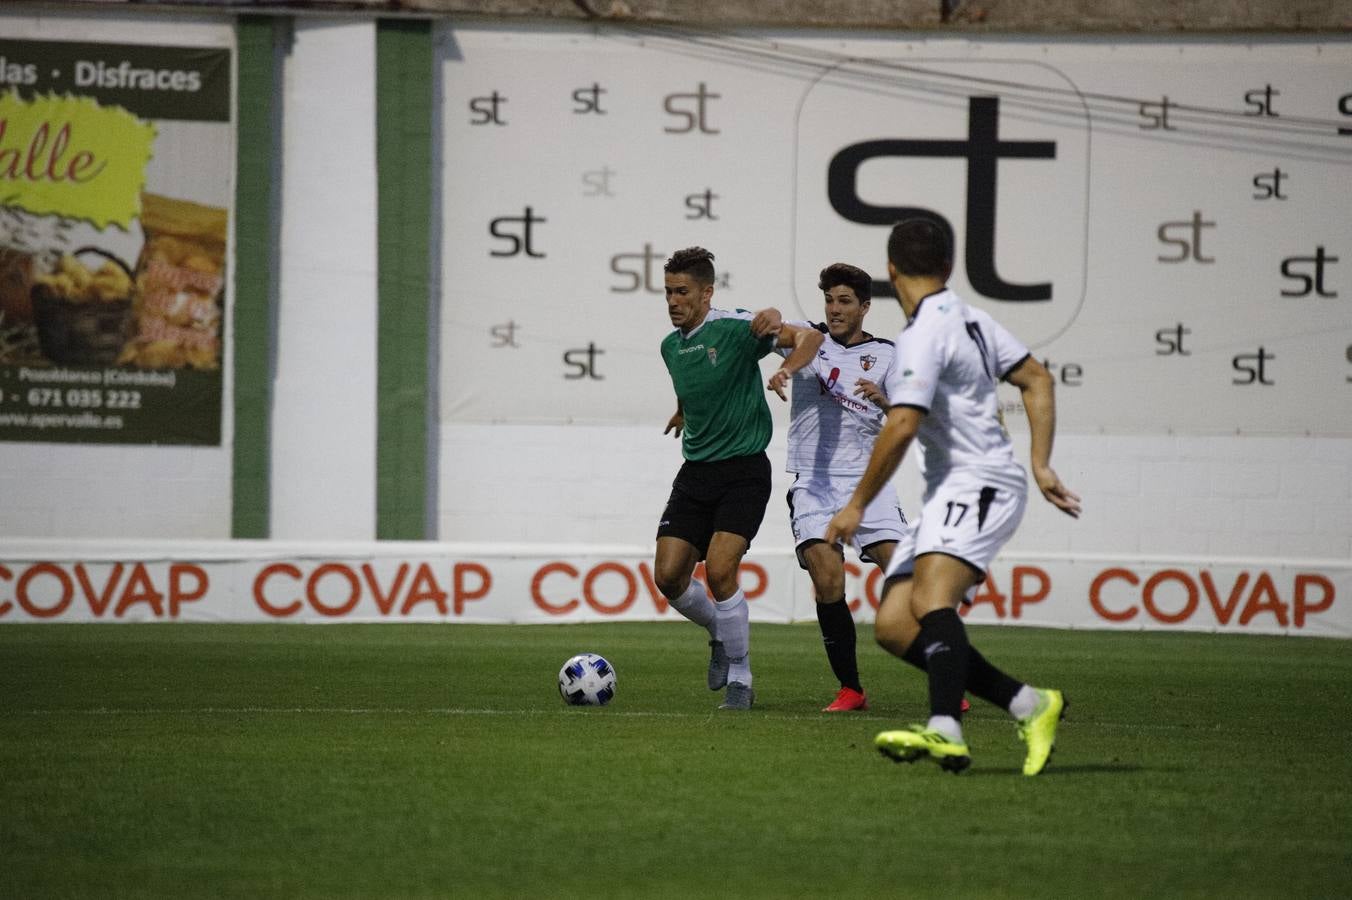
top-left (1008, 684), bottom-right (1039, 720)
top-left (728, 655), bottom-right (752, 687)
top-left (926, 715), bottom-right (963, 743)
top-left (714, 590), bottom-right (749, 657)
top-left (668, 580), bottom-right (715, 633)
top-left (715, 590), bottom-right (751, 684)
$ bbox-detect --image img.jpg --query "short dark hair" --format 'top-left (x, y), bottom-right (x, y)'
top-left (817, 263), bottom-right (871, 302)
top-left (664, 246), bottom-right (716, 285)
top-left (887, 218), bottom-right (953, 277)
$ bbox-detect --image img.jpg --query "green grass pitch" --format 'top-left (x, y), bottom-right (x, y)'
top-left (3, 623), bottom-right (1351, 898)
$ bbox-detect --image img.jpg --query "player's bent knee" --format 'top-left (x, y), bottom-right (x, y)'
top-left (874, 619), bottom-right (908, 656)
top-left (652, 565), bottom-right (691, 600)
top-left (702, 555), bottom-right (743, 598)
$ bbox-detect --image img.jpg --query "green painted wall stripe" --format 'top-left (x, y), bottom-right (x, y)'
top-left (375, 19), bottom-right (434, 540)
top-left (231, 16), bottom-right (279, 539)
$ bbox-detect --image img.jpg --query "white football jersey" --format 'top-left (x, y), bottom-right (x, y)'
top-left (884, 289), bottom-right (1031, 490)
top-left (778, 322), bottom-right (895, 475)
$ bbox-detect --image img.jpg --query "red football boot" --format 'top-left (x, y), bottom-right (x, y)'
top-left (823, 686), bottom-right (869, 712)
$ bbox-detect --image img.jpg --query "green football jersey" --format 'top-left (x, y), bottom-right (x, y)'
top-left (660, 308), bottom-right (776, 461)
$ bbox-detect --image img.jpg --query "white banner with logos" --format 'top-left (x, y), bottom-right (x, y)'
top-left (438, 25), bottom-right (1352, 435)
top-left (1, 541), bottom-right (1347, 638)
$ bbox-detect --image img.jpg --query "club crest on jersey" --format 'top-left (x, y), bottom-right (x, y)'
top-left (707, 347), bottom-right (718, 366)
top-left (860, 354), bottom-right (877, 371)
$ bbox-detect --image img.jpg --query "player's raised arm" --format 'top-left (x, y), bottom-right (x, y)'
top-left (767, 322), bottom-right (824, 400)
top-left (750, 306), bottom-right (783, 338)
top-left (1004, 357), bottom-right (1082, 518)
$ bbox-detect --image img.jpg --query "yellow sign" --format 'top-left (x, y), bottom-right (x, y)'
top-left (0, 91), bottom-right (156, 229)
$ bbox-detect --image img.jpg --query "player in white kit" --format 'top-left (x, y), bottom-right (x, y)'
top-left (826, 219), bottom-right (1081, 775)
top-left (772, 263), bottom-right (911, 712)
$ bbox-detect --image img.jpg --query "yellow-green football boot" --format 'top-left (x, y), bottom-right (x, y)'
top-left (1017, 688), bottom-right (1067, 776)
top-left (875, 725), bottom-right (971, 773)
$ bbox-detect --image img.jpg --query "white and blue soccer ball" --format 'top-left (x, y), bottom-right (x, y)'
top-left (558, 653), bottom-right (616, 706)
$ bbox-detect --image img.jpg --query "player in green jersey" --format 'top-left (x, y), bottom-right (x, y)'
top-left (653, 247), bottom-right (823, 710)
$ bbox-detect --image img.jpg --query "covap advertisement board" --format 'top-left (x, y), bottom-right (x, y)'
top-left (0, 541), bottom-right (1347, 639)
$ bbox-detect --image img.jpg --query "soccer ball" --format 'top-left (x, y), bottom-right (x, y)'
top-left (558, 653), bottom-right (616, 706)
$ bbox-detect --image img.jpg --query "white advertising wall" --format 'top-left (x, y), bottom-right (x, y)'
top-left (438, 26), bottom-right (1352, 435)
top-left (432, 25), bottom-right (1352, 636)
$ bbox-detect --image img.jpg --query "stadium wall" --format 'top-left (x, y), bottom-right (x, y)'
top-left (0, 10), bottom-right (1348, 634)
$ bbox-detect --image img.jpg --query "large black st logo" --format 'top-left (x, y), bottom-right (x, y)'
top-left (828, 96), bottom-right (1055, 302)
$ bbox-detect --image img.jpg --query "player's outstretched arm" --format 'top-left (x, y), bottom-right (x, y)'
top-left (825, 405), bottom-right (922, 544)
top-left (767, 323), bottom-right (824, 400)
top-left (1005, 357), bottom-right (1082, 518)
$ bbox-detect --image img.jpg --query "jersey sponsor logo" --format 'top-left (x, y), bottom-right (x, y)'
top-left (860, 354), bottom-right (877, 371)
top-left (825, 390), bottom-right (872, 415)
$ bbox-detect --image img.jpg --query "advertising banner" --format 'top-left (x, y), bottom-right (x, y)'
top-left (1, 541), bottom-right (1347, 638)
top-left (0, 37), bottom-right (232, 445)
top-left (438, 27), bottom-right (1351, 435)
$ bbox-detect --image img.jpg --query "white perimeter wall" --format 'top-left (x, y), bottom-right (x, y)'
top-left (0, 15), bottom-right (1347, 579)
top-left (269, 20), bottom-right (378, 540)
top-left (439, 424), bottom-right (1352, 561)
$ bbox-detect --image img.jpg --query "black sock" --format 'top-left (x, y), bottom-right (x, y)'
top-left (916, 608), bottom-right (969, 719)
top-left (901, 634), bottom-right (1017, 712)
top-left (815, 599), bottom-right (861, 692)
top-left (965, 646), bottom-right (1022, 711)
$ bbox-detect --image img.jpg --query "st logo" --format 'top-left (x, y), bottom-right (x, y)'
top-left (793, 60), bottom-right (1090, 346)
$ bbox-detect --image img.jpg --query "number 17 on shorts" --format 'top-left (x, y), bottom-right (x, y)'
top-left (915, 476), bottom-right (1028, 573)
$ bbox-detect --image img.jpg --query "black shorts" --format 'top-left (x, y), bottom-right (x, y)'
top-left (656, 452), bottom-right (773, 560)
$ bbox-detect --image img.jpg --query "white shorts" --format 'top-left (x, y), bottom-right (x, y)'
top-left (882, 470), bottom-right (1027, 585)
top-left (788, 473), bottom-right (911, 568)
